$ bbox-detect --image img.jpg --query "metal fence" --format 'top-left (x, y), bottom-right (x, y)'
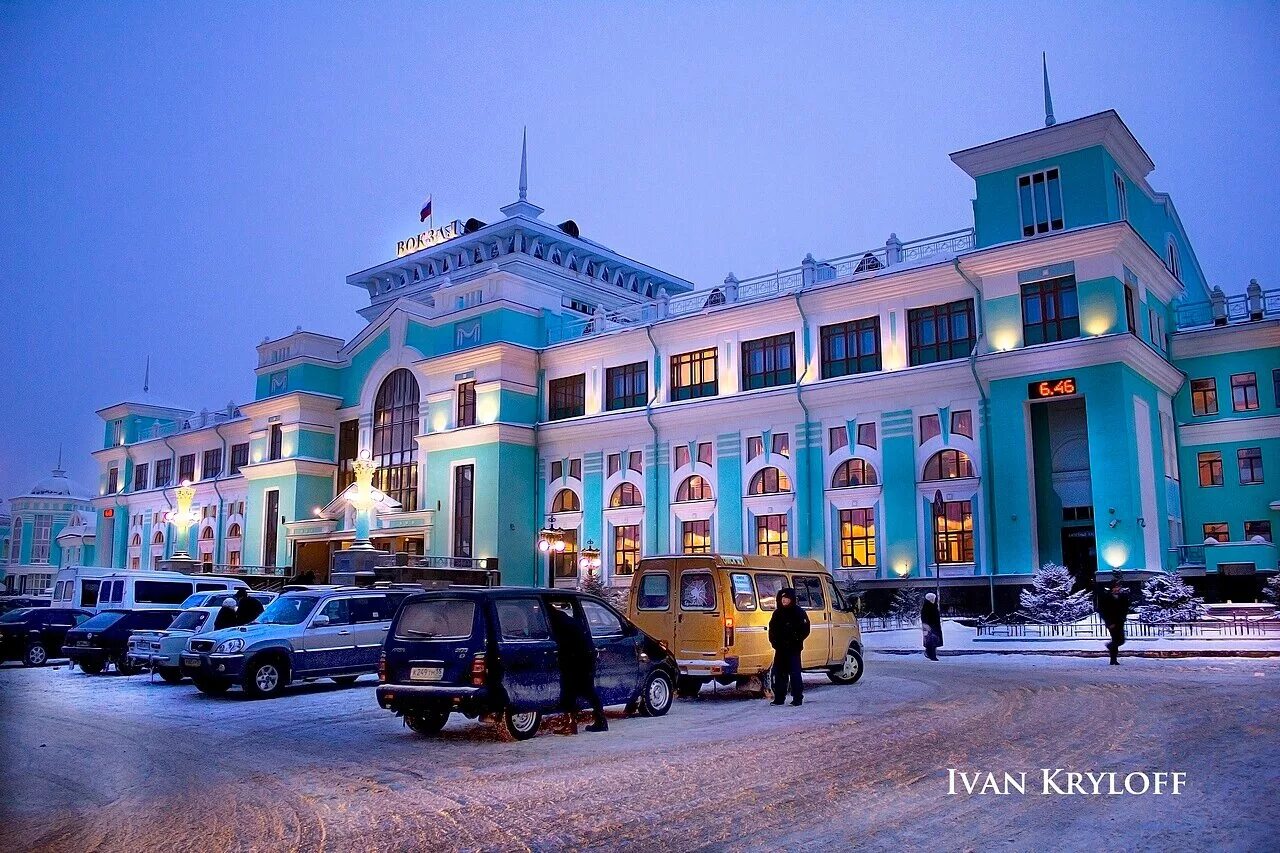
top-left (977, 616), bottom-right (1280, 639)
top-left (858, 616), bottom-right (921, 633)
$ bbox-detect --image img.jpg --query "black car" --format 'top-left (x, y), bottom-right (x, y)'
top-left (376, 588), bottom-right (678, 740)
top-left (0, 596), bottom-right (51, 615)
top-left (63, 609), bottom-right (182, 674)
top-left (0, 607), bottom-right (93, 666)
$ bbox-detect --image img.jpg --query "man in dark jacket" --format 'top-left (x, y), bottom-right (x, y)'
top-left (213, 597), bottom-right (239, 631)
top-left (548, 604), bottom-right (607, 733)
top-left (767, 587), bottom-right (811, 706)
top-left (1098, 581), bottom-right (1130, 665)
top-left (921, 592), bottom-right (943, 661)
top-left (233, 588), bottom-right (264, 626)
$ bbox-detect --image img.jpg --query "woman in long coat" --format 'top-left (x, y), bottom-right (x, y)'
top-left (921, 593), bottom-right (943, 661)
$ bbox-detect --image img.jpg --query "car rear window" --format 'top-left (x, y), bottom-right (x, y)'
top-left (80, 579), bottom-right (100, 608)
top-left (496, 598), bottom-right (552, 641)
top-left (135, 611), bottom-right (180, 629)
top-left (679, 571), bottom-right (716, 611)
top-left (581, 600), bottom-right (624, 637)
top-left (792, 575), bottom-right (826, 611)
top-left (636, 573), bottom-right (670, 610)
top-left (755, 573), bottom-right (788, 611)
top-left (396, 599), bottom-right (475, 640)
top-left (0, 609), bottom-right (33, 623)
top-left (169, 610), bottom-right (209, 632)
top-left (78, 612), bottom-right (126, 632)
top-left (136, 581), bottom-right (193, 605)
top-left (350, 595), bottom-right (395, 624)
top-left (730, 573), bottom-right (757, 611)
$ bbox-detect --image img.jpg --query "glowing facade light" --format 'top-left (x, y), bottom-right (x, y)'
top-left (578, 540), bottom-right (602, 575)
top-left (349, 450), bottom-right (379, 551)
top-left (165, 480), bottom-right (200, 559)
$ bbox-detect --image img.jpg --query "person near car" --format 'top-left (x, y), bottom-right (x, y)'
top-left (767, 587), bottom-right (810, 706)
top-left (921, 593), bottom-right (943, 661)
top-left (547, 605), bottom-right (607, 733)
top-left (233, 587), bottom-right (264, 626)
top-left (214, 598), bottom-right (239, 630)
top-left (1098, 581), bottom-right (1130, 665)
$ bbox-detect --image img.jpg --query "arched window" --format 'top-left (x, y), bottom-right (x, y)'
top-left (922, 449), bottom-right (975, 481)
top-left (552, 489), bottom-right (581, 513)
top-left (832, 458), bottom-right (879, 488)
top-left (152, 530), bottom-right (165, 545)
top-left (676, 475), bottom-right (714, 502)
top-left (610, 482), bottom-right (643, 507)
top-left (372, 368), bottom-right (420, 512)
top-left (130, 532), bottom-right (141, 547)
top-left (749, 467), bottom-right (791, 495)
top-left (199, 526), bottom-right (214, 541)
top-left (227, 523), bottom-right (242, 539)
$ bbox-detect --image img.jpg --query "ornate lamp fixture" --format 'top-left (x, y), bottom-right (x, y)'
top-left (578, 540), bottom-right (602, 577)
top-left (349, 450), bottom-right (379, 552)
top-left (165, 480), bottom-right (200, 559)
top-left (537, 516), bottom-right (566, 553)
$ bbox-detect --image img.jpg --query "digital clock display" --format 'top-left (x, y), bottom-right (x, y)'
top-left (1029, 377), bottom-right (1077, 399)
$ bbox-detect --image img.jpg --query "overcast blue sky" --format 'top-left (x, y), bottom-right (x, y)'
top-left (2, 1), bottom-right (1277, 502)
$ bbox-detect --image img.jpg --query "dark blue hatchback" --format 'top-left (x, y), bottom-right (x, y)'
top-left (376, 588), bottom-right (678, 739)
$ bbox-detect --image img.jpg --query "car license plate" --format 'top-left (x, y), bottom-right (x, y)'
top-left (182, 655), bottom-right (201, 667)
top-left (410, 666), bottom-right (443, 682)
top-left (77, 640), bottom-right (89, 647)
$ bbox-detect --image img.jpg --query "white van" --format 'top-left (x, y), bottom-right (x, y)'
top-left (52, 566), bottom-right (118, 610)
top-left (64, 569), bottom-right (249, 612)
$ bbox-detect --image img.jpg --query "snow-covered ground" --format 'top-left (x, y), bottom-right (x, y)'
top-left (865, 620), bottom-right (1280, 655)
top-left (0, 653), bottom-right (1276, 852)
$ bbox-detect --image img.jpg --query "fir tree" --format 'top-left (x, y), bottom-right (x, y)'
top-left (1136, 573), bottom-right (1206, 623)
top-left (889, 586), bottom-right (925, 620)
top-left (1018, 563), bottom-right (1094, 624)
top-left (577, 572), bottom-right (627, 609)
top-left (840, 576), bottom-right (866, 614)
top-left (1263, 575), bottom-right (1280, 606)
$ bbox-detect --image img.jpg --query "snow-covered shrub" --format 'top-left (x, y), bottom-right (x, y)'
top-left (1263, 575), bottom-right (1280, 606)
top-left (1018, 563), bottom-right (1094, 624)
top-left (1136, 574), bottom-right (1206, 623)
top-left (577, 572), bottom-right (627, 609)
top-left (839, 576), bottom-right (866, 613)
top-left (889, 586), bottom-right (924, 620)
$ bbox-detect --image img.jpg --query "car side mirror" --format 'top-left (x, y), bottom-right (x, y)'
top-left (310, 614), bottom-right (330, 628)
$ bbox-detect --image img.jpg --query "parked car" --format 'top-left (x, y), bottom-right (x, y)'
top-left (0, 596), bottom-right (51, 615)
top-left (127, 606), bottom-right (228, 683)
top-left (376, 588), bottom-right (679, 740)
top-left (624, 554), bottom-right (865, 696)
top-left (50, 566), bottom-right (117, 610)
top-left (175, 590), bottom-right (276, 611)
top-left (180, 587), bottom-right (415, 698)
top-left (62, 609), bottom-right (182, 674)
top-left (0, 607), bottom-right (93, 666)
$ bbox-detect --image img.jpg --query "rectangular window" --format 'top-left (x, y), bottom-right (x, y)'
top-left (679, 571), bottom-right (717, 610)
top-left (933, 500), bottom-right (974, 564)
top-left (741, 333), bottom-right (795, 390)
top-left (548, 374), bottom-right (586, 420)
top-left (839, 508), bottom-right (876, 568)
top-left (1018, 167), bottom-right (1064, 237)
top-left (919, 414), bottom-right (940, 445)
top-left (820, 317), bottom-right (881, 378)
top-left (452, 464), bottom-right (474, 558)
top-left (268, 423), bottom-right (283, 460)
top-left (605, 362), bottom-right (648, 411)
top-left (613, 524), bottom-right (640, 576)
top-left (1197, 451), bottom-right (1223, 487)
top-left (1231, 373), bottom-right (1259, 412)
top-left (792, 575), bottom-right (826, 611)
top-left (746, 435), bottom-right (764, 462)
top-left (110, 419), bottom-right (124, 446)
top-left (550, 460), bottom-right (563, 481)
top-left (178, 454), bottom-right (196, 484)
top-left (908, 299), bottom-right (975, 366)
top-left (829, 426), bottom-right (848, 454)
top-left (628, 450), bottom-right (643, 474)
top-left (550, 529), bottom-right (578, 580)
top-left (637, 572), bottom-right (671, 610)
top-left (1273, 368), bottom-right (1280, 407)
top-left (154, 458), bottom-right (172, 489)
top-left (670, 348), bottom-right (718, 401)
top-left (698, 442), bottom-right (713, 465)
top-left (609, 452), bottom-right (623, 476)
top-left (857, 422), bottom-right (877, 449)
top-left (496, 598), bottom-right (552, 641)
top-left (1202, 522), bottom-right (1229, 544)
top-left (569, 458), bottom-right (581, 479)
top-left (755, 514), bottom-right (788, 557)
top-left (230, 442), bottom-right (249, 475)
top-left (456, 381), bottom-right (476, 427)
top-left (107, 466), bottom-right (119, 494)
top-left (1190, 378), bottom-right (1218, 416)
top-left (1115, 172), bottom-right (1128, 221)
top-left (31, 514), bottom-right (52, 563)
top-left (1245, 520), bottom-right (1272, 542)
top-left (772, 433), bottom-right (789, 458)
top-left (1124, 284), bottom-right (1138, 335)
top-left (681, 519), bottom-right (712, 554)
top-left (1021, 275), bottom-right (1080, 345)
top-left (730, 572), bottom-right (757, 610)
top-left (202, 448), bottom-right (222, 480)
top-left (1237, 447), bottom-right (1264, 484)
top-left (263, 489), bottom-right (280, 568)
top-left (336, 420), bottom-right (358, 493)
top-left (951, 410), bottom-right (973, 439)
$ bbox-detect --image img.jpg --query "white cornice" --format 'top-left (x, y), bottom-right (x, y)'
top-left (239, 391), bottom-right (343, 421)
top-left (1177, 414), bottom-right (1280, 445)
top-left (977, 332), bottom-right (1184, 395)
top-left (1172, 319), bottom-right (1280, 360)
top-left (239, 458), bottom-right (336, 480)
top-left (419, 423), bottom-right (536, 451)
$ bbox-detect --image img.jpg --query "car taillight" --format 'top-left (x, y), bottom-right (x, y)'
top-left (377, 652), bottom-right (386, 683)
top-left (470, 653), bottom-right (486, 687)
top-left (724, 617), bottom-right (735, 648)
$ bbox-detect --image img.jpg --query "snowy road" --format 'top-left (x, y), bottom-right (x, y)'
top-left (1, 653), bottom-right (1276, 852)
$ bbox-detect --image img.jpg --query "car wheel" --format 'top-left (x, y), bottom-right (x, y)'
top-left (243, 659), bottom-right (286, 698)
top-left (405, 709), bottom-right (450, 736)
top-left (504, 709), bottom-right (541, 740)
top-left (79, 658), bottom-right (105, 675)
top-left (331, 675), bottom-right (360, 686)
top-left (23, 643), bottom-right (48, 667)
top-left (115, 657), bottom-right (139, 676)
top-left (158, 667), bottom-right (185, 684)
top-left (827, 648), bottom-right (864, 685)
top-left (194, 675), bottom-right (231, 695)
top-left (639, 670), bottom-right (674, 717)
top-left (676, 676), bottom-right (703, 698)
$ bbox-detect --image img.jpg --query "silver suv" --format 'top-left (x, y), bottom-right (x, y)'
top-left (180, 586), bottom-right (414, 698)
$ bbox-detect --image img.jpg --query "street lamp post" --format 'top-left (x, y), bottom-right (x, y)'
top-left (165, 480), bottom-right (200, 562)
top-left (932, 489), bottom-right (945, 606)
top-left (537, 516), bottom-right (566, 586)
top-left (578, 540), bottom-right (602, 582)
top-left (349, 451), bottom-right (379, 552)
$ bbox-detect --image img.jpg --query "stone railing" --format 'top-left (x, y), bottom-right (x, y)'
top-left (1176, 281), bottom-right (1278, 329)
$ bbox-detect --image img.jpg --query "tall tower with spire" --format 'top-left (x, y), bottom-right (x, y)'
top-left (500, 127), bottom-right (545, 219)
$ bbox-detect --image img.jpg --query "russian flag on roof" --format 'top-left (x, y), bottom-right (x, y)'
top-left (419, 194), bottom-right (433, 222)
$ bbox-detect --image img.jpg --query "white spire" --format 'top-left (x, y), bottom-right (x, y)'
top-left (143, 355), bottom-right (150, 394)
top-left (519, 126), bottom-right (528, 201)
top-left (1043, 52), bottom-right (1056, 127)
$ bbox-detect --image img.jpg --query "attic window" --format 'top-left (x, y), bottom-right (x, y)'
top-left (1018, 168), bottom-right (1064, 237)
top-left (1166, 240), bottom-right (1181, 282)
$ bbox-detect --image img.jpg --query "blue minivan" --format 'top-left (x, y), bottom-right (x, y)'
top-left (376, 588), bottom-right (678, 740)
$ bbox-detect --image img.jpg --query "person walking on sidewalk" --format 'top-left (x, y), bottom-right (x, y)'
top-left (921, 593), bottom-right (943, 661)
top-left (767, 587), bottom-right (810, 706)
top-left (1098, 581), bottom-right (1130, 665)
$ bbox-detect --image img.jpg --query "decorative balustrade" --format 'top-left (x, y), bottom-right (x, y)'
top-left (978, 616), bottom-right (1280, 639)
top-left (1176, 283), bottom-right (1278, 329)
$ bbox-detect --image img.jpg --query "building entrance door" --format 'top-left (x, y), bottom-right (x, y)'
top-left (1061, 525), bottom-right (1097, 587)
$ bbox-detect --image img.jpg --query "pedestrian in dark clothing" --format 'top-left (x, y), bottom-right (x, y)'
top-left (548, 605), bottom-right (607, 733)
top-left (767, 587), bottom-right (810, 706)
top-left (1098, 582), bottom-right (1130, 665)
top-left (214, 597), bottom-right (239, 631)
top-left (234, 588), bottom-right (264, 626)
top-left (921, 593), bottom-right (943, 661)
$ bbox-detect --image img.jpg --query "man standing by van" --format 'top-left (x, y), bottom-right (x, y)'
top-left (768, 587), bottom-right (810, 706)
